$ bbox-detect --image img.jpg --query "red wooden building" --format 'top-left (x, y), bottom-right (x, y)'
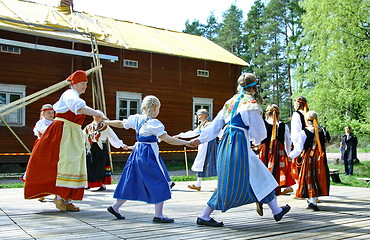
top-left (0, 0), bottom-right (248, 170)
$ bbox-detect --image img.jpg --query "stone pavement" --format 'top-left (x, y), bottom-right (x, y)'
top-left (0, 180), bottom-right (369, 239)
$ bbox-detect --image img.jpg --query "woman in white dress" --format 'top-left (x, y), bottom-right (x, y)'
top-left (190, 73), bottom-right (291, 227)
top-left (175, 109), bottom-right (217, 191)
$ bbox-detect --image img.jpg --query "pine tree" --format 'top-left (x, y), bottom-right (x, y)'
top-left (216, 4), bottom-right (244, 57)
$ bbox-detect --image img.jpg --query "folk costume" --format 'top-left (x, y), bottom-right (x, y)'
top-left (290, 109), bottom-right (306, 180)
top-left (259, 116), bottom-right (295, 195)
top-left (289, 122), bottom-right (330, 209)
top-left (84, 121), bottom-right (126, 188)
top-left (198, 93), bottom-right (278, 212)
top-left (113, 114), bottom-right (172, 204)
top-left (33, 117), bottom-right (53, 139)
top-left (24, 71), bottom-right (88, 202)
top-left (177, 119), bottom-right (217, 188)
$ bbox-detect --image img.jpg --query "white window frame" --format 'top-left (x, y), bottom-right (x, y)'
top-left (192, 97), bottom-right (213, 128)
top-left (116, 91), bottom-right (142, 120)
top-left (0, 83), bottom-right (26, 126)
top-left (123, 59), bottom-right (139, 68)
top-left (1, 45), bottom-right (21, 54)
top-left (197, 69), bottom-right (209, 77)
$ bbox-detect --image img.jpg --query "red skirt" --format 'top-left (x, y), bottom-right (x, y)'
top-left (24, 111), bottom-right (85, 200)
top-left (259, 140), bottom-right (295, 195)
top-left (295, 148), bottom-right (330, 198)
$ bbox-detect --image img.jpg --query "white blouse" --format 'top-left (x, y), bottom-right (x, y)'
top-left (33, 117), bottom-right (53, 139)
top-left (290, 110), bottom-right (305, 144)
top-left (53, 89), bottom-right (86, 114)
top-left (198, 105), bottom-right (266, 145)
top-left (289, 126), bottom-right (314, 159)
top-left (122, 114), bottom-right (167, 137)
top-left (84, 123), bottom-right (126, 151)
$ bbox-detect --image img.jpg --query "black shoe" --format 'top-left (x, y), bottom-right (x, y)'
top-left (153, 217), bottom-right (174, 223)
top-left (274, 204), bottom-right (291, 222)
top-left (196, 217), bottom-right (224, 227)
top-left (96, 186), bottom-right (106, 191)
top-left (308, 203), bottom-right (320, 211)
top-left (256, 202), bottom-right (263, 216)
top-left (107, 206), bottom-right (125, 219)
top-left (170, 182), bottom-right (175, 189)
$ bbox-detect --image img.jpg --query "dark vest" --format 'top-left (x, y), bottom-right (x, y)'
top-left (303, 128), bottom-right (326, 151)
top-left (261, 120), bottom-right (286, 144)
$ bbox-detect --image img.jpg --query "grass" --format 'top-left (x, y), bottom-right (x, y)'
top-left (328, 161), bottom-right (370, 188)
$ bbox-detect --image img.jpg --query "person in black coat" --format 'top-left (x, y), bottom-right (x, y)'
top-left (341, 126), bottom-right (358, 175)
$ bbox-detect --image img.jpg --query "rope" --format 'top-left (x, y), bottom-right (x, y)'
top-left (0, 149), bottom-right (198, 156)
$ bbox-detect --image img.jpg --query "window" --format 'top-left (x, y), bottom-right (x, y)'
top-left (1, 45), bottom-right (21, 54)
top-left (116, 92), bottom-right (142, 120)
top-left (193, 97), bottom-right (213, 129)
top-left (197, 69), bottom-right (209, 77)
top-left (0, 84), bottom-right (26, 126)
top-left (123, 59), bottom-right (138, 68)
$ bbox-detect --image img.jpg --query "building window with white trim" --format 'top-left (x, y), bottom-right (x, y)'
top-left (1, 45), bottom-right (21, 54)
top-left (116, 92), bottom-right (142, 120)
top-left (123, 59), bottom-right (139, 68)
top-left (192, 97), bottom-right (213, 128)
top-left (197, 69), bottom-right (209, 77)
top-left (0, 84), bottom-right (26, 126)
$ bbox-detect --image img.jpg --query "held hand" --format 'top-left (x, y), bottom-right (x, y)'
top-left (188, 138), bottom-right (201, 147)
top-left (122, 145), bottom-right (128, 150)
top-left (101, 114), bottom-right (109, 121)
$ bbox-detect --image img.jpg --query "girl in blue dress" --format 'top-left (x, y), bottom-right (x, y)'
top-left (105, 95), bottom-right (190, 223)
top-left (190, 73), bottom-right (291, 227)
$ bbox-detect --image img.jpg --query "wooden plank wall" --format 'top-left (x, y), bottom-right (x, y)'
top-left (0, 30), bottom-right (242, 163)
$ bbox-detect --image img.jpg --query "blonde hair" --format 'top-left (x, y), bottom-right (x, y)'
top-left (40, 104), bottom-right (53, 112)
top-left (295, 96), bottom-right (309, 113)
top-left (265, 104), bottom-right (280, 120)
top-left (141, 95), bottom-right (161, 118)
top-left (236, 73), bottom-right (257, 93)
top-left (305, 110), bottom-right (323, 152)
top-left (305, 110), bottom-right (317, 122)
top-left (197, 109), bottom-right (209, 116)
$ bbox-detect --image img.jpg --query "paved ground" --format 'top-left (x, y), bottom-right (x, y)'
top-left (0, 179), bottom-right (370, 239)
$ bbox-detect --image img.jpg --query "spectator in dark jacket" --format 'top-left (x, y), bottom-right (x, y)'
top-left (341, 126), bottom-right (358, 175)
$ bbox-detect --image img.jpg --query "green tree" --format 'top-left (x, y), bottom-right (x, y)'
top-left (216, 4), bottom-right (244, 56)
top-left (183, 19), bottom-right (204, 36)
top-left (203, 11), bottom-right (220, 42)
top-left (294, 0), bottom-right (370, 139)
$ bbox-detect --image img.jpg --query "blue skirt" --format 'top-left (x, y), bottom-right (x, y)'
top-left (208, 127), bottom-right (274, 212)
top-left (198, 139), bottom-right (218, 178)
top-left (113, 143), bottom-right (171, 204)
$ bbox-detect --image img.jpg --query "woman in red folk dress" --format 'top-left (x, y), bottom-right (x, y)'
top-left (259, 104), bottom-right (295, 197)
top-left (24, 70), bottom-right (107, 212)
top-left (289, 111), bottom-right (330, 211)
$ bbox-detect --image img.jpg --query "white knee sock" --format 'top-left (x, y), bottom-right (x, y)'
top-left (308, 197), bottom-right (317, 205)
top-left (195, 177), bottom-right (202, 187)
top-left (199, 205), bottom-right (214, 221)
top-left (64, 199), bottom-right (70, 205)
top-left (267, 196), bottom-right (282, 215)
top-left (112, 199), bottom-right (126, 212)
top-left (155, 202), bottom-right (164, 218)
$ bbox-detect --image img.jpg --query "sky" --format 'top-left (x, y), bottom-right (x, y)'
top-left (31, 0), bottom-right (256, 32)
